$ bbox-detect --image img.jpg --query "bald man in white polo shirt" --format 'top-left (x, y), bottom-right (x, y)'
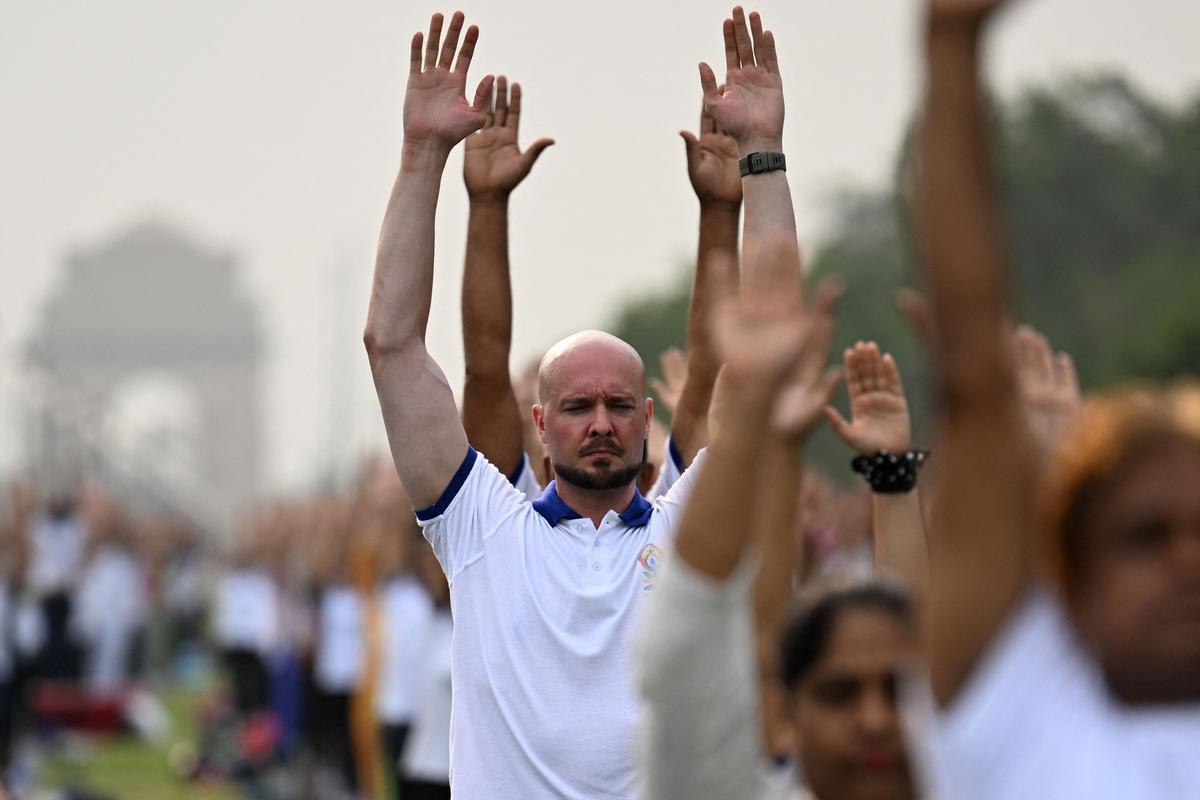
top-left (365, 7), bottom-right (798, 797)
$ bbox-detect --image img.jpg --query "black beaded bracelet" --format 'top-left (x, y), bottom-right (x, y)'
top-left (851, 450), bottom-right (928, 494)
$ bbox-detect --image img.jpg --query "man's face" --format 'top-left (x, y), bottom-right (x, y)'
top-left (533, 341), bottom-right (651, 493)
top-left (791, 607), bottom-right (917, 800)
top-left (1069, 440), bottom-right (1200, 703)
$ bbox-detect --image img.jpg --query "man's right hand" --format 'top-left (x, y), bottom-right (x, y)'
top-left (403, 11), bottom-right (495, 159)
top-left (681, 105), bottom-right (742, 207)
top-left (464, 76), bottom-right (555, 201)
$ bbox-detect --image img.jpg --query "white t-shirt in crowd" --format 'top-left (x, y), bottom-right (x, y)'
top-left (415, 446), bottom-right (703, 800)
top-left (26, 512), bottom-right (87, 596)
top-left (924, 590), bottom-right (1200, 800)
top-left (375, 575), bottom-right (434, 724)
top-left (314, 583), bottom-right (364, 693)
top-left (402, 607), bottom-right (454, 783)
top-left (73, 544), bottom-right (148, 689)
top-left (212, 567), bottom-right (278, 655)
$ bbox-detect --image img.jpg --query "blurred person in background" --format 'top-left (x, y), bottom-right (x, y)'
top-left (915, 0), bottom-right (1200, 795)
top-left (399, 534), bottom-right (452, 800)
top-left (211, 523), bottom-right (278, 715)
top-left (71, 497), bottom-right (149, 691)
top-left (307, 497), bottom-right (365, 799)
top-left (24, 487), bottom-right (87, 681)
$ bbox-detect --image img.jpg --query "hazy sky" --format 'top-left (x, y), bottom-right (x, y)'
top-left (2, 0), bottom-right (1197, 491)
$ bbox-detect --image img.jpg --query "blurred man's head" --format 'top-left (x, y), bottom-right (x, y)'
top-left (778, 581), bottom-right (918, 800)
top-left (1042, 384), bottom-right (1200, 703)
top-left (533, 331), bottom-right (652, 493)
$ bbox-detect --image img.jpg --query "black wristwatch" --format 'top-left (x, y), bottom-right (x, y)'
top-left (739, 151), bottom-right (786, 177)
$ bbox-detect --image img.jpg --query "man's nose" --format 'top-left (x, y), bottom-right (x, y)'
top-left (589, 405), bottom-right (614, 436)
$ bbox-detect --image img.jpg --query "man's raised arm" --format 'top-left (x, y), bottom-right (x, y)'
top-left (460, 77), bottom-right (554, 479)
top-left (917, 0), bottom-right (1036, 705)
top-left (363, 11), bottom-right (495, 508)
top-left (700, 6), bottom-right (796, 282)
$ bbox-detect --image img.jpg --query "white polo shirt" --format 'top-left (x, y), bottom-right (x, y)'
top-left (923, 589), bottom-right (1200, 799)
top-left (415, 446), bottom-right (702, 800)
top-left (508, 436), bottom-right (686, 504)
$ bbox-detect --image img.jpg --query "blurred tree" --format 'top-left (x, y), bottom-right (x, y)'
top-left (611, 74), bottom-right (1200, 477)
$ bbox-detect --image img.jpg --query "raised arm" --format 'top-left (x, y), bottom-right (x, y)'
top-left (825, 342), bottom-right (929, 594)
top-left (363, 11), bottom-right (494, 508)
top-left (700, 7), bottom-right (796, 283)
top-left (669, 105), bottom-right (742, 465)
top-left (460, 76), bottom-right (554, 478)
top-left (917, 0), bottom-right (1036, 705)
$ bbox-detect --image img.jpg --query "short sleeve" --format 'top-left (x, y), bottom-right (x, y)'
top-left (646, 436), bottom-right (687, 501)
top-left (925, 590), bottom-right (1105, 799)
top-left (414, 448), bottom-right (528, 582)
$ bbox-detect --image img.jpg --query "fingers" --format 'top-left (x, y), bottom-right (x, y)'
top-left (824, 405), bottom-right (854, 442)
top-left (881, 353), bottom-right (905, 395)
top-left (453, 24), bottom-right (480, 76)
top-left (731, 7), bottom-right (755, 68)
top-left (761, 29), bottom-right (779, 74)
top-left (1057, 352), bottom-right (1080, 399)
top-left (680, 130), bottom-right (699, 156)
top-left (494, 75), bottom-right (509, 127)
top-left (749, 11), bottom-right (767, 63)
top-left (700, 105), bottom-right (716, 135)
top-left (649, 378), bottom-right (670, 399)
top-left (699, 62), bottom-right (720, 102)
top-left (722, 18), bottom-right (739, 73)
top-left (471, 74), bottom-right (496, 113)
top-left (424, 13), bottom-right (444, 70)
top-left (409, 32), bottom-right (424, 75)
top-left (817, 367), bottom-right (844, 408)
top-left (520, 138), bottom-right (555, 172)
top-left (481, 80), bottom-right (496, 128)
top-left (808, 277), bottom-right (844, 320)
top-left (438, 11), bottom-right (465, 69)
top-left (507, 81), bottom-right (522, 131)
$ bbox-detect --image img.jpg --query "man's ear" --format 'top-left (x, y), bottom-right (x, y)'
top-left (644, 396), bottom-right (655, 438)
top-left (532, 404), bottom-right (548, 444)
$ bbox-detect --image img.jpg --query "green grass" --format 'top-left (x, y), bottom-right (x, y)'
top-left (38, 687), bottom-right (236, 800)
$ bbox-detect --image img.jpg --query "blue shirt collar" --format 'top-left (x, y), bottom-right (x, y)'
top-left (531, 480), bottom-right (654, 528)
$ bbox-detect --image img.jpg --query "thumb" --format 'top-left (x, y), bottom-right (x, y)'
top-left (471, 74), bottom-right (496, 113)
top-left (679, 130), bottom-right (699, 154)
top-left (823, 405), bottom-right (854, 445)
top-left (521, 138), bottom-right (555, 171)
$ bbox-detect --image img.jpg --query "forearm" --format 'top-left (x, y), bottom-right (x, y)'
top-left (460, 197), bottom-right (524, 475)
top-left (738, 135), bottom-right (797, 286)
top-left (751, 439), bottom-right (801, 643)
top-left (920, 19), bottom-right (1013, 405)
top-left (673, 203), bottom-right (740, 463)
top-left (674, 380), bottom-right (776, 581)
top-left (872, 490), bottom-right (929, 596)
top-left (365, 142), bottom-right (449, 354)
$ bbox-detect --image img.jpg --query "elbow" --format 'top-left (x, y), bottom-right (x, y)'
top-left (363, 322), bottom-right (420, 366)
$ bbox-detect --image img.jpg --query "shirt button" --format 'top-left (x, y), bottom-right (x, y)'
top-left (592, 562), bottom-right (601, 571)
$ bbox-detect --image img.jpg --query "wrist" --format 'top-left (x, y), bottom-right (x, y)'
top-left (699, 200), bottom-right (741, 218)
top-left (736, 137), bottom-right (784, 158)
top-left (467, 192), bottom-right (512, 209)
top-left (401, 138), bottom-right (451, 174)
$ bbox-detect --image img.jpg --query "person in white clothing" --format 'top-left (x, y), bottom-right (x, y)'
top-left (399, 538), bottom-right (453, 800)
top-left (212, 549), bottom-right (278, 714)
top-left (913, 0), bottom-right (1200, 796)
top-left (364, 8), bottom-right (803, 794)
top-left (72, 518), bottom-right (148, 690)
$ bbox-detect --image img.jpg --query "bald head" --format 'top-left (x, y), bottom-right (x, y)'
top-left (537, 330), bottom-right (645, 405)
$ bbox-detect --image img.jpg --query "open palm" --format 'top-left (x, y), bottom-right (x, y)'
top-left (681, 106), bottom-right (742, 205)
top-left (699, 8), bottom-right (784, 149)
top-left (826, 342), bottom-right (912, 455)
top-left (403, 12), bottom-right (494, 150)
top-left (464, 77), bottom-right (553, 199)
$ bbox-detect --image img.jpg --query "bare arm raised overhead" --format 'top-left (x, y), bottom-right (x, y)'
top-left (460, 76), bottom-right (554, 479)
top-left (363, 11), bottom-right (494, 509)
top-left (917, 0), bottom-right (1037, 705)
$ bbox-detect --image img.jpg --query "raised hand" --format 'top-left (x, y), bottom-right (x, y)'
top-left (680, 104), bottom-right (742, 207)
top-left (770, 283), bottom-right (842, 442)
top-left (1014, 325), bottom-right (1080, 454)
top-left (927, 0), bottom-right (1011, 24)
top-left (698, 7), bottom-right (784, 154)
top-left (825, 342), bottom-right (913, 455)
top-left (404, 11), bottom-right (495, 154)
top-left (464, 76), bottom-right (555, 201)
top-left (649, 347), bottom-right (689, 419)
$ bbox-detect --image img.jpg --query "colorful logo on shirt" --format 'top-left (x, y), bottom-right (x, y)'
top-left (638, 544), bottom-right (664, 593)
